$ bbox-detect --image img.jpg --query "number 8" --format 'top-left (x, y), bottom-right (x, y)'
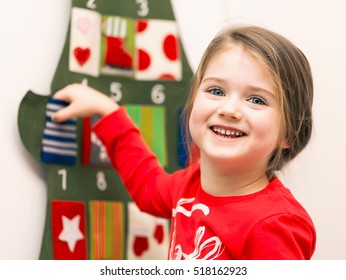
top-left (96, 171), bottom-right (107, 191)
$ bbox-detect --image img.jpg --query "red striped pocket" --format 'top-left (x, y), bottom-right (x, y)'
top-left (88, 200), bottom-right (125, 259)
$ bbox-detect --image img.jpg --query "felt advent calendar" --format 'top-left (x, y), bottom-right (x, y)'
top-left (18, 0), bottom-right (193, 260)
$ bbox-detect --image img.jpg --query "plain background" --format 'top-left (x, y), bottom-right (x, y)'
top-left (0, 0), bottom-right (345, 259)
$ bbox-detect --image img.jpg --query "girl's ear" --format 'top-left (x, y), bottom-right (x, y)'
top-left (279, 138), bottom-right (290, 149)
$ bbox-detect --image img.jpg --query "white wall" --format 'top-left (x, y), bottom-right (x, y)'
top-left (1, 0), bottom-right (345, 260)
top-left (0, 0), bottom-right (71, 259)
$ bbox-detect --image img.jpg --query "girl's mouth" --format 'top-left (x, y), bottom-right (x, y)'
top-left (210, 126), bottom-right (246, 138)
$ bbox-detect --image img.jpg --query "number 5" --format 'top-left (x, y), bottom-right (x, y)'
top-left (110, 82), bottom-right (123, 102)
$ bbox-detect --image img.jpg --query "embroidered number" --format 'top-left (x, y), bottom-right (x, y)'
top-left (81, 78), bottom-right (89, 86)
top-left (58, 169), bottom-right (67, 191)
top-left (87, 0), bottom-right (97, 9)
top-left (110, 82), bottom-right (123, 103)
top-left (96, 171), bottom-right (107, 191)
top-left (151, 84), bottom-right (165, 104)
top-left (136, 0), bottom-right (149, 17)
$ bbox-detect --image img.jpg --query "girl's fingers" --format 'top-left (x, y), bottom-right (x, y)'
top-left (51, 83), bottom-right (119, 122)
top-left (51, 104), bottom-right (75, 123)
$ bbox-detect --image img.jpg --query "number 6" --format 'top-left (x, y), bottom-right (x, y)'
top-left (151, 84), bottom-right (165, 104)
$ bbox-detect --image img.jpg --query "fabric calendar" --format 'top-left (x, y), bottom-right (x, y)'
top-left (18, 0), bottom-right (193, 260)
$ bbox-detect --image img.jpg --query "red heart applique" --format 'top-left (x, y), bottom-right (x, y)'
top-left (74, 47), bottom-right (91, 66)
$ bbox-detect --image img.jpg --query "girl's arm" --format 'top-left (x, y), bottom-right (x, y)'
top-left (52, 83), bottom-right (176, 218)
top-left (93, 107), bottom-right (176, 218)
top-left (243, 214), bottom-right (316, 260)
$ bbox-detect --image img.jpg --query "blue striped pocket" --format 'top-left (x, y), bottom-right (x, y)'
top-left (41, 98), bottom-right (78, 165)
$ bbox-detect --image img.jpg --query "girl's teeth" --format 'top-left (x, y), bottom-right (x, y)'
top-left (212, 126), bottom-right (244, 138)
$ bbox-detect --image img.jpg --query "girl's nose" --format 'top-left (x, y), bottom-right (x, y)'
top-left (217, 95), bottom-right (243, 120)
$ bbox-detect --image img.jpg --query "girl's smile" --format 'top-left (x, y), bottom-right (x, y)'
top-left (210, 125), bottom-right (246, 139)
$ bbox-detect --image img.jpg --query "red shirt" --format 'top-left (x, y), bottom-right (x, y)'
top-left (94, 107), bottom-right (316, 260)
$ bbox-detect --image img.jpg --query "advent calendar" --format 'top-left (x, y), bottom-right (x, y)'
top-left (18, 0), bottom-right (193, 260)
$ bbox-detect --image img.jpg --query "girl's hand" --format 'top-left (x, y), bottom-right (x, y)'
top-left (51, 83), bottom-right (119, 122)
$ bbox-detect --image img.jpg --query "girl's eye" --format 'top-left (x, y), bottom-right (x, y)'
top-left (208, 88), bottom-right (225, 97)
top-left (248, 96), bottom-right (267, 105)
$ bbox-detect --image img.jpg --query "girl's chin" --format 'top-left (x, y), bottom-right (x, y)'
top-left (201, 150), bottom-right (245, 164)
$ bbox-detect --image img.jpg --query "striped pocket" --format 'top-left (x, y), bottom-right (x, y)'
top-left (125, 105), bottom-right (167, 167)
top-left (88, 200), bottom-right (125, 260)
top-left (41, 98), bottom-right (77, 165)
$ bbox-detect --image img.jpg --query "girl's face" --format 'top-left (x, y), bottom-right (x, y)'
top-left (189, 45), bottom-right (286, 174)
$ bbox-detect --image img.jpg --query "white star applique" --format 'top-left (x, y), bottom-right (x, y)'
top-left (58, 215), bottom-right (84, 252)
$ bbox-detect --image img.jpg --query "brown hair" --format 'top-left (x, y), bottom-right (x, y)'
top-left (183, 25), bottom-right (313, 179)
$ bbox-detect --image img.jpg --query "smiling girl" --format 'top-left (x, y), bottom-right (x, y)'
top-left (52, 25), bottom-right (316, 259)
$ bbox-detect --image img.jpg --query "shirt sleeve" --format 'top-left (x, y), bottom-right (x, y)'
top-left (93, 107), bottom-right (179, 218)
top-left (242, 214), bottom-right (316, 260)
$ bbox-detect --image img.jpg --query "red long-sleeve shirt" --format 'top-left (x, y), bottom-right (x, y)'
top-left (94, 107), bottom-right (316, 260)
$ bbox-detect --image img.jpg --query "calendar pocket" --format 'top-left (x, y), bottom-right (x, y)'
top-left (82, 116), bottom-right (112, 167)
top-left (126, 105), bottom-right (168, 167)
top-left (135, 19), bottom-right (182, 81)
top-left (51, 200), bottom-right (87, 260)
top-left (41, 98), bottom-right (78, 165)
top-left (100, 16), bottom-right (136, 77)
top-left (88, 200), bottom-right (125, 259)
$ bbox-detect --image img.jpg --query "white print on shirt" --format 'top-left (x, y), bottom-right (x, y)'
top-left (169, 198), bottom-right (225, 260)
top-left (173, 226), bottom-right (224, 260)
top-left (172, 197), bottom-right (209, 217)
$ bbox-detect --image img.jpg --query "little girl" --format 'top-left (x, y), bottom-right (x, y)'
top-left (52, 25), bottom-right (316, 259)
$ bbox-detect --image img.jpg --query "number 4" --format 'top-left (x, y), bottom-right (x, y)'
top-left (87, 0), bottom-right (97, 9)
